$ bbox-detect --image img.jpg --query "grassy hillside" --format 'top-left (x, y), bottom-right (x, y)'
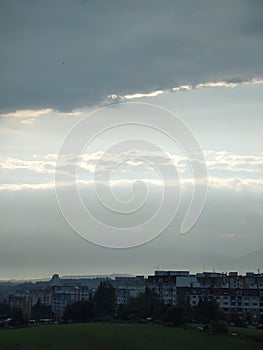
top-left (0, 323), bottom-right (262, 350)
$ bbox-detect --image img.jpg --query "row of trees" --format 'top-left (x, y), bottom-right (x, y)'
top-left (0, 302), bottom-right (25, 326)
top-left (64, 281), bottom-right (115, 322)
top-left (63, 282), bottom-right (228, 327)
top-left (2, 282), bottom-right (261, 330)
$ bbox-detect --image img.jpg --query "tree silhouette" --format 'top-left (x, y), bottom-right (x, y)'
top-left (31, 299), bottom-right (53, 321)
top-left (94, 282), bottom-right (116, 318)
top-left (63, 300), bottom-right (95, 322)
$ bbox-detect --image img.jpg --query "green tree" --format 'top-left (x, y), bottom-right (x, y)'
top-left (163, 305), bottom-right (186, 326)
top-left (10, 307), bottom-right (24, 326)
top-left (194, 297), bottom-right (225, 323)
top-left (119, 288), bottom-right (166, 321)
top-left (119, 292), bottom-right (147, 320)
top-left (245, 311), bottom-right (252, 325)
top-left (0, 302), bottom-right (11, 318)
top-left (63, 300), bottom-right (95, 323)
top-left (94, 282), bottom-right (116, 318)
top-left (175, 289), bottom-right (192, 322)
top-left (31, 299), bottom-right (53, 321)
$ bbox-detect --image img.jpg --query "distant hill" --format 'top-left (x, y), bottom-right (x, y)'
top-left (61, 273), bottom-right (133, 279)
top-left (0, 273), bottom-right (133, 285)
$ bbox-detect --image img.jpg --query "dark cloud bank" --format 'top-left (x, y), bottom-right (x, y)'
top-left (0, 0), bottom-right (263, 112)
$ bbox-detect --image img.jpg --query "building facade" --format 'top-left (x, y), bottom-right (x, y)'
top-left (147, 270), bottom-right (263, 324)
top-left (113, 276), bottom-right (146, 305)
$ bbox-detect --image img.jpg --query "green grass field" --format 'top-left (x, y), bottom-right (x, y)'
top-left (0, 323), bottom-right (262, 350)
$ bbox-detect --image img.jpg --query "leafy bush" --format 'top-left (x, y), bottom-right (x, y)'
top-left (63, 300), bottom-right (95, 322)
top-left (163, 306), bottom-right (186, 326)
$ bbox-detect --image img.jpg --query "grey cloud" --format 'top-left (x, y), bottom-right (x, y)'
top-left (0, 0), bottom-right (262, 112)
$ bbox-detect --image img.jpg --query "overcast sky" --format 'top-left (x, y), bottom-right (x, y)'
top-left (0, 0), bottom-right (263, 279)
